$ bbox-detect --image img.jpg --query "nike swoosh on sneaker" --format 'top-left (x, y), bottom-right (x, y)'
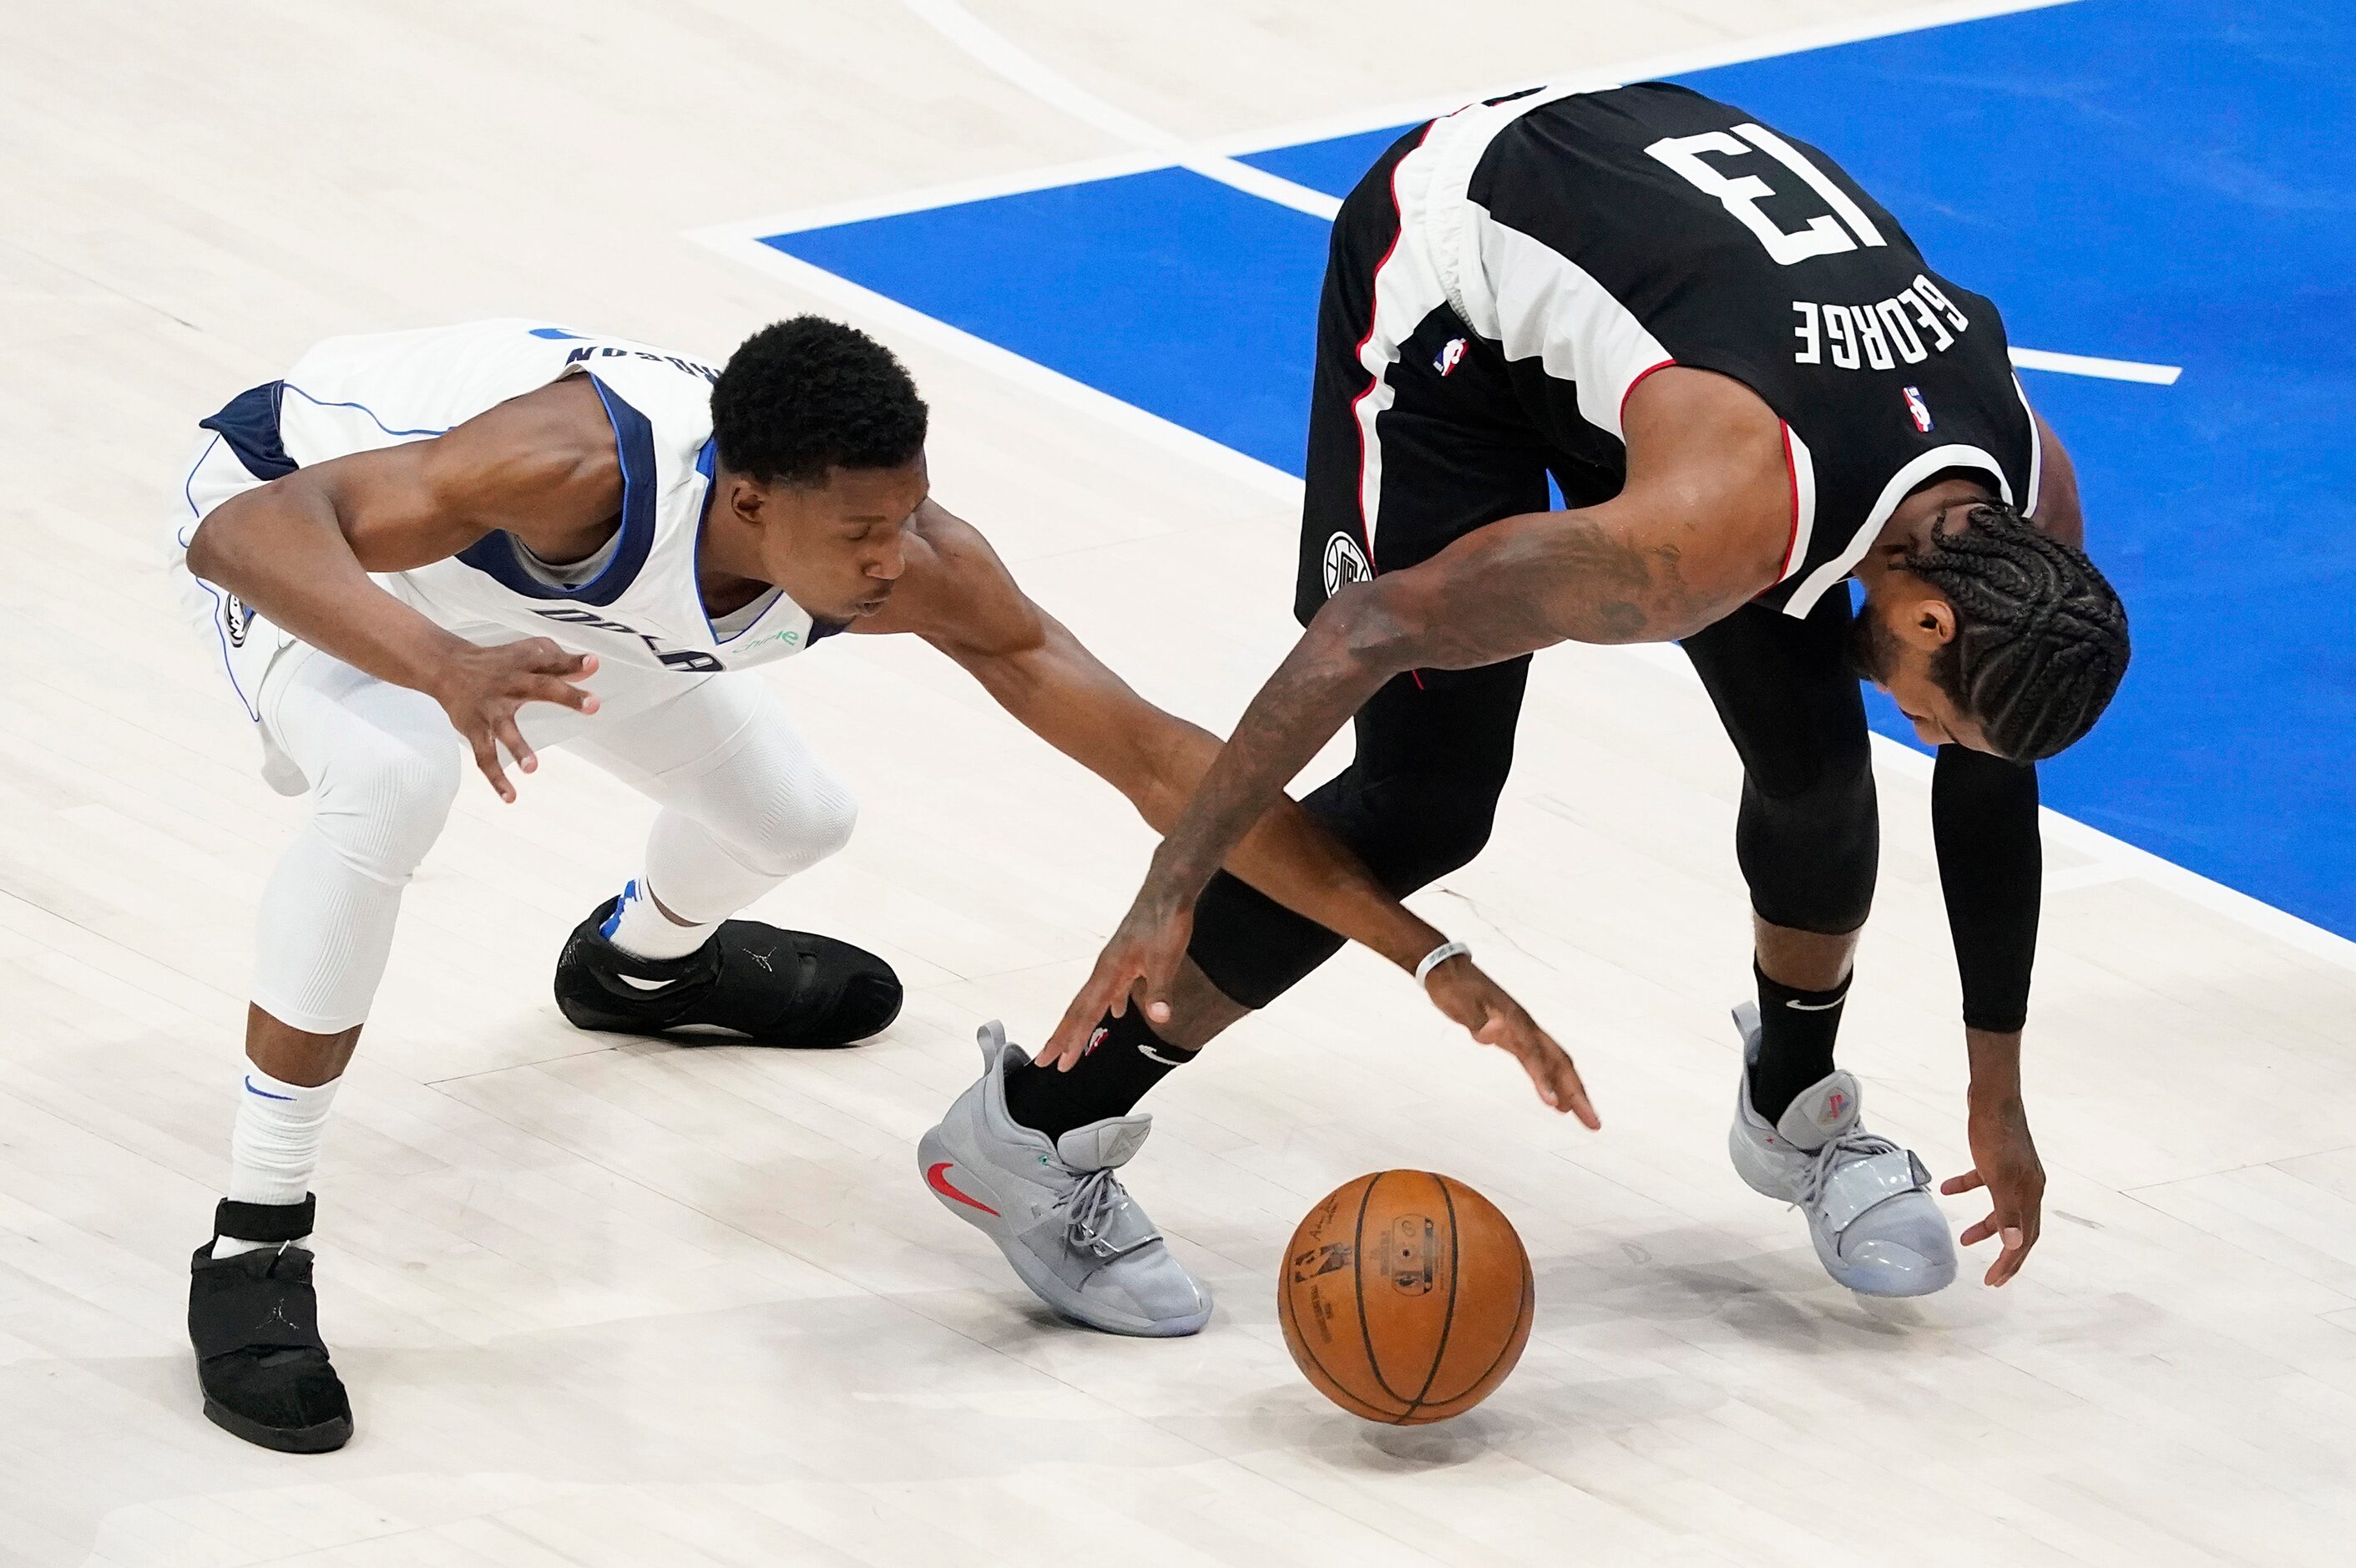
top-left (925, 1161), bottom-right (1001, 1216)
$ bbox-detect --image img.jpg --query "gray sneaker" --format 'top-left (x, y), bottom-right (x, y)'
top-left (918, 1022), bottom-right (1211, 1337)
top-left (1727, 1003), bottom-right (1958, 1297)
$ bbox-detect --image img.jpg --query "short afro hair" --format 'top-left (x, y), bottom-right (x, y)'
top-left (710, 316), bottom-right (927, 486)
top-left (1907, 503), bottom-right (2130, 761)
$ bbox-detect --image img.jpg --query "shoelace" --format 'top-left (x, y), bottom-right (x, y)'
top-left (1795, 1126), bottom-right (1904, 1209)
top-left (1056, 1166), bottom-right (1130, 1255)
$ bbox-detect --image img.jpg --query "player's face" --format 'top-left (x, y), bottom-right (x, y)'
top-left (1848, 589), bottom-right (1997, 755)
top-left (758, 458), bottom-right (930, 623)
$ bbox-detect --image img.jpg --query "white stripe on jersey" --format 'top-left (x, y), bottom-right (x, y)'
top-left (1351, 132), bottom-right (1451, 560)
top-left (1782, 443), bottom-right (2014, 617)
top-left (1414, 90), bottom-right (1673, 444)
top-left (1783, 423), bottom-right (1818, 587)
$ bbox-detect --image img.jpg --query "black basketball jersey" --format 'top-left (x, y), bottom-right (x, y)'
top-left (1404, 81), bottom-right (2040, 616)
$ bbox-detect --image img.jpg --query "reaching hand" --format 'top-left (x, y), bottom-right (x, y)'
top-left (1421, 956), bottom-right (1600, 1126)
top-left (1039, 893), bottom-right (1195, 1070)
top-left (431, 637), bottom-right (599, 802)
top-left (1940, 1090), bottom-right (2045, 1286)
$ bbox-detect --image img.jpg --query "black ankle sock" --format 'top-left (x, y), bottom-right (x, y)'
top-left (1003, 1009), bottom-right (1198, 1142)
top-left (1747, 961), bottom-right (1852, 1123)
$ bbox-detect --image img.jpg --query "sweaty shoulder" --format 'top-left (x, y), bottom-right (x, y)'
top-left (420, 374), bottom-right (623, 556)
top-left (1618, 367), bottom-right (1794, 604)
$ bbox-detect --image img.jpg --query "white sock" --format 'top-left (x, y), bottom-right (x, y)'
top-left (601, 877), bottom-right (716, 971)
top-left (213, 1065), bottom-right (340, 1259)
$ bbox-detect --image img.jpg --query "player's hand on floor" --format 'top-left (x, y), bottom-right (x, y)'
top-left (1040, 894), bottom-right (1195, 1070)
top-left (1423, 956), bottom-right (1600, 1128)
top-left (1942, 1090), bottom-right (2045, 1286)
top-left (431, 638), bottom-right (599, 802)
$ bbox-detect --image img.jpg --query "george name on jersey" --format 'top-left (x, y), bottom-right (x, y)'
top-left (1792, 275), bottom-right (1970, 372)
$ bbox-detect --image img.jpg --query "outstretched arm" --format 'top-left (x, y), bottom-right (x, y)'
top-left (1067, 371), bottom-right (1791, 1034)
top-left (1932, 407), bottom-right (2080, 1284)
top-left (860, 501), bottom-right (1593, 1112)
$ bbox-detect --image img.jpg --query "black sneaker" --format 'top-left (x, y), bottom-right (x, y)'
top-left (553, 898), bottom-right (902, 1048)
top-left (188, 1195), bottom-right (353, 1454)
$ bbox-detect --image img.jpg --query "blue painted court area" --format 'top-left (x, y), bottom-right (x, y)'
top-left (767, 0), bottom-right (2356, 938)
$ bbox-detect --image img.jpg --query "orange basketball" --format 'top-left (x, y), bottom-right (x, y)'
top-left (1277, 1171), bottom-right (1534, 1424)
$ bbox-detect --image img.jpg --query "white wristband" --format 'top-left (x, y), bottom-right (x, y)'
top-left (1415, 939), bottom-right (1471, 986)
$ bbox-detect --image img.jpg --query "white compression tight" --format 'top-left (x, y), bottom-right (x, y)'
top-left (250, 645), bottom-right (857, 1034)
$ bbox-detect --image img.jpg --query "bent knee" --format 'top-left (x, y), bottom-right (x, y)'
top-left (308, 735), bottom-right (462, 883)
top-left (1339, 774), bottom-right (1502, 890)
top-left (732, 771), bottom-right (858, 878)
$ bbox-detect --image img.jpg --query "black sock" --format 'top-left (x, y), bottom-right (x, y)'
top-left (1747, 960), bottom-right (1852, 1123)
top-left (1003, 1009), bottom-right (1198, 1142)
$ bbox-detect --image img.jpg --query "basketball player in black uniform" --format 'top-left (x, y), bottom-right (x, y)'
top-left (927, 83), bottom-right (2130, 1306)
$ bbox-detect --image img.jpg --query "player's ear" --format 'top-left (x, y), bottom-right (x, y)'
top-left (725, 474), bottom-right (771, 526)
top-left (1904, 594), bottom-right (1957, 648)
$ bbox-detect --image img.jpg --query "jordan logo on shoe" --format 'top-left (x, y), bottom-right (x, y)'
top-left (1822, 1091), bottom-right (1849, 1123)
top-left (925, 1162), bottom-right (1000, 1216)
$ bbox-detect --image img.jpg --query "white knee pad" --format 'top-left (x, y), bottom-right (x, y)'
top-left (306, 725), bottom-right (463, 886)
top-left (250, 651), bottom-right (463, 1033)
top-left (718, 758), bottom-right (858, 879)
top-left (587, 682), bottom-right (859, 923)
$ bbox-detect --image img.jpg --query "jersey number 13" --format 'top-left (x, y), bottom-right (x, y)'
top-left (1645, 123), bottom-right (1888, 266)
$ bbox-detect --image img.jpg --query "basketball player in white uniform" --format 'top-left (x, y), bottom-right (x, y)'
top-left (169, 316), bottom-right (1575, 1453)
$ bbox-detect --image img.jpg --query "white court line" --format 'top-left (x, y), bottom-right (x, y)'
top-left (902, 0), bottom-right (1341, 220)
top-left (690, 4), bottom-right (2343, 973)
top-left (1206, 0), bottom-right (2086, 156)
top-left (724, 0), bottom-right (2078, 240)
top-left (714, 0), bottom-right (2177, 387)
top-left (2010, 346), bottom-right (2182, 385)
top-left (696, 235), bottom-right (1304, 501)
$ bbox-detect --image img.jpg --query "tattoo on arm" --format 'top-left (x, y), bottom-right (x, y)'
top-left (1142, 504), bottom-right (1753, 907)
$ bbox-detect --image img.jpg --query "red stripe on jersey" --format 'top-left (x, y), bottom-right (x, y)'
top-left (1619, 358), bottom-right (1678, 428)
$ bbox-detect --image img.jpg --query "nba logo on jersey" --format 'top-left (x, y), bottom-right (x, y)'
top-left (1904, 385), bottom-right (1934, 432)
top-left (1434, 337), bottom-right (1468, 377)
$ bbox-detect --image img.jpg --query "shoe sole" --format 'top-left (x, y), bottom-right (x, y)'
top-left (554, 995), bottom-right (871, 1049)
top-left (917, 1126), bottom-right (1211, 1338)
top-left (203, 1398), bottom-right (352, 1454)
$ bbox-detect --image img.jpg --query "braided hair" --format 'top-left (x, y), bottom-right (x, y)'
top-left (1904, 503), bottom-right (2130, 761)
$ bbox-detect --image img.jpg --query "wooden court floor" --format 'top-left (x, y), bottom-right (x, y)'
top-left (3, 2), bottom-right (2353, 1563)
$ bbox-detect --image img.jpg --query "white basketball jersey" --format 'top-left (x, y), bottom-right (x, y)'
top-left (184, 319), bottom-right (822, 684)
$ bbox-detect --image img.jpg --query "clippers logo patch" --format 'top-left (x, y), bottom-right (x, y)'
top-left (1321, 531), bottom-right (1373, 599)
top-left (1904, 385), bottom-right (1934, 433)
top-left (1823, 1090), bottom-right (1850, 1123)
top-left (1434, 336), bottom-right (1468, 377)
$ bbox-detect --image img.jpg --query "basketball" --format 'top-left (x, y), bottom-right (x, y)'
top-left (1277, 1171), bottom-right (1534, 1424)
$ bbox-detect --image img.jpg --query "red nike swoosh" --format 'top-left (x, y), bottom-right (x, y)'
top-left (926, 1161), bottom-right (1000, 1216)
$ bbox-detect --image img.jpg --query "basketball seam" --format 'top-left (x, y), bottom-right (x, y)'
top-left (1353, 1172), bottom-right (1417, 1409)
top-left (1398, 1171), bottom-right (1460, 1422)
top-left (1282, 1255), bottom-right (1413, 1422)
top-left (1429, 1252), bottom-right (1533, 1412)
